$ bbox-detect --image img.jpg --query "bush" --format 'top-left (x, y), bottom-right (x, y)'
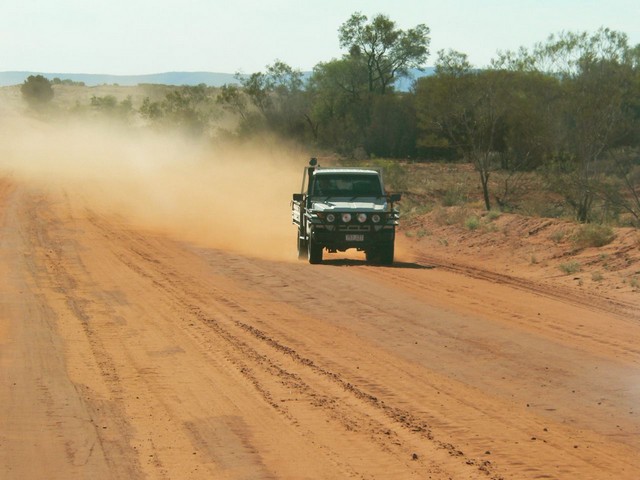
top-left (559, 261), bottom-right (581, 274)
top-left (464, 216), bottom-right (480, 230)
top-left (370, 159), bottom-right (408, 192)
top-left (572, 224), bottom-right (615, 248)
top-left (442, 186), bottom-right (466, 206)
top-left (485, 210), bottom-right (502, 221)
top-left (21, 75), bottom-right (54, 108)
top-left (549, 229), bottom-right (568, 243)
top-left (433, 206), bottom-right (469, 226)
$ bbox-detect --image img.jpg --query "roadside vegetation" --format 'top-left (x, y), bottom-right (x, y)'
top-left (14, 12), bottom-right (640, 229)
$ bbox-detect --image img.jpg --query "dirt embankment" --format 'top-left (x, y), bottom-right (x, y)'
top-left (402, 208), bottom-right (640, 317)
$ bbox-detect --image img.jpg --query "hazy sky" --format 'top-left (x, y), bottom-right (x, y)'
top-left (2, 0), bottom-right (639, 75)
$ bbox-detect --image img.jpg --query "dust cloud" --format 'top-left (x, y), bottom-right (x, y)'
top-left (0, 111), bottom-right (306, 261)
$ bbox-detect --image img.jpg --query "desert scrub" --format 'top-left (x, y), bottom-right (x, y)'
top-left (464, 215), bottom-right (480, 230)
top-left (485, 210), bottom-right (502, 221)
top-left (433, 206), bottom-right (469, 226)
top-left (370, 159), bottom-right (408, 192)
top-left (572, 224), bottom-right (615, 248)
top-left (591, 271), bottom-right (604, 282)
top-left (559, 261), bottom-right (581, 274)
top-left (442, 186), bottom-right (466, 206)
top-left (550, 229), bottom-right (568, 243)
top-left (402, 201), bottom-right (435, 221)
top-left (481, 222), bottom-right (499, 233)
top-left (404, 229), bottom-right (429, 239)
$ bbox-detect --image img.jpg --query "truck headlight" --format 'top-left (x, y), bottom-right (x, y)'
top-left (326, 213), bottom-right (336, 223)
top-left (371, 214), bottom-right (381, 223)
top-left (357, 213), bottom-right (367, 223)
top-left (341, 213), bottom-right (352, 223)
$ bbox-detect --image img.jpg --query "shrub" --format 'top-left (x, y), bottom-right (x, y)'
top-left (371, 159), bottom-right (408, 192)
top-left (465, 216), bottom-right (480, 230)
top-left (485, 210), bottom-right (502, 221)
top-left (559, 261), bottom-right (581, 274)
top-left (442, 186), bottom-right (466, 206)
top-left (21, 75), bottom-right (54, 108)
top-left (549, 229), bottom-right (568, 243)
top-left (433, 206), bottom-right (468, 226)
top-left (572, 224), bottom-right (615, 248)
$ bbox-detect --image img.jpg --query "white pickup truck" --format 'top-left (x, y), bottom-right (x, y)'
top-left (292, 158), bottom-right (401, 265)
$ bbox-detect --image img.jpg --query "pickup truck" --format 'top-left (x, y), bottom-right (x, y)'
top-left (292, 158), bottom-right (401, 265)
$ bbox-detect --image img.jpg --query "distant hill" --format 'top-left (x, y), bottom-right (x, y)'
top-left (0, 71), bottom-right (240, 87)
top-left (0, 68), bottom-right (434, 90)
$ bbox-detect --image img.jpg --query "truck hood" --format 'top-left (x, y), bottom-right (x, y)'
top-left (310, 197), bottom-right (388, 212)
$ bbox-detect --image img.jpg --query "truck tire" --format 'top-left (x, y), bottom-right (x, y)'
top-left (379, 243), bottom-right (394, 265)
top-left (297, 231), bottom-right (307, 260)
top-left (308, 234), bottom-right (323, 264)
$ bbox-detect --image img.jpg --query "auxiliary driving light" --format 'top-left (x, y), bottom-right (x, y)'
top-left (326, 213), bottom-right (336, 223)
top-left (357, 213), bottom-right (367, 223)
top-left (371, 214), bottom-right (381, 223)
top-left (341, 213), bottom-right (352, 223)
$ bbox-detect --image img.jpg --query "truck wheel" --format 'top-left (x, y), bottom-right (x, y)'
top-left (297, 231), bottom-right (307, 260)
top-left (308, 235), bottom-right (323, 264)
top-left (365, 249), bottom-right (378, 264)
top-left (379, 243), bottom-right (395, 265)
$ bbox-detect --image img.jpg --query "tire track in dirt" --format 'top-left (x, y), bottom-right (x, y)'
top-left (20, 190), bottom-right (147, 480)
top-left (413, 252), bottom-right (639, 320)
top-left (182, 248), bottom-right (640, 479)
top-left (92, 215), bottom-right (640, 479)
top-left (368, 253), bottom-right (640, 365)
top-left (4, 181), bottom-right (639, 479)
top-left (84, 213), bottom-right (500, 479)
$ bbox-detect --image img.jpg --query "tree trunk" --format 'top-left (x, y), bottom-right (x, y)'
top-left (479, 170), bottom-right (492, 211)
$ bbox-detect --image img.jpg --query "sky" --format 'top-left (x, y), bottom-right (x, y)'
top-left (1, 0), bottom-right (639, 75)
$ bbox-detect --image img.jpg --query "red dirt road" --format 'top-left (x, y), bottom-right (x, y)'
top-left (1, 178), bottom-right (639, 479)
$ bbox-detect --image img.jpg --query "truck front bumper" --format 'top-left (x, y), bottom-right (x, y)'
top-left (311, 227), bottom-right (395, 251)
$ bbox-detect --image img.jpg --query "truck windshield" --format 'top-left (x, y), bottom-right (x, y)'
top-left (311, 173), bottom-right (382, 197)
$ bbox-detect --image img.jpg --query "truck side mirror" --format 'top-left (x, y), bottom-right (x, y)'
top-left (389, 193), bottom-right (401, 202)
top-left (293, 193), bottom-right (304, 201)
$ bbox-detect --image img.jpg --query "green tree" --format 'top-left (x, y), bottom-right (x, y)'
top-left (223, 60), bottom-right (309, 139)
top-left (367, 93), bottom-right (417, 158)
top-left (495, 28), bottom-right (640, 222)
top-left (494, 71), bottom-right (562, 210)
top-left (307, 58), bottom-right (371, 152)
top-left (21, 75), bottom-right (54, 108)
top-left (91, 95), bottom-right (133, 120)
top-left (139, 96), bottom-right (164, 121)
top-left (417, 51), bottom-right (510, 210)
top-left (591, 148), bottom-right (640, 226)
top-left (216, 84), bottom-right (248, 121)
top-left (139, 84), bottom-right (216, 135)
top-left (338, 12), bottom-right (430, 94)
